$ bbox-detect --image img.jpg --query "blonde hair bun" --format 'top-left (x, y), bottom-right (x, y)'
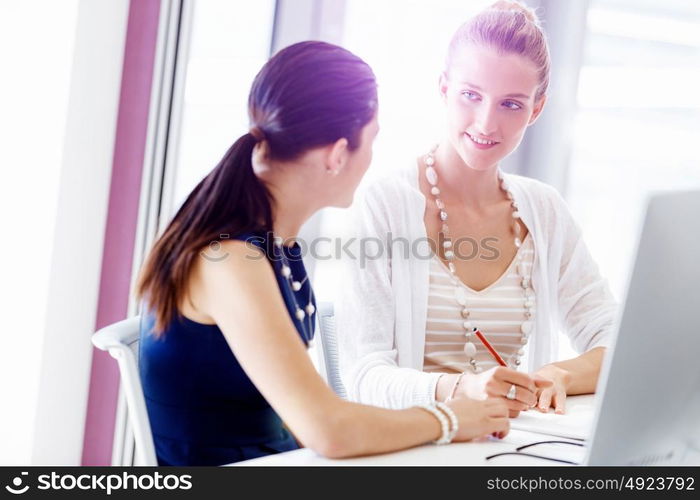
top-left (490, 0), bottom-right (539, 25)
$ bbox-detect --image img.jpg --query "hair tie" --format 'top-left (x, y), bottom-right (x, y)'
top-left (249, 126), bottom-right (265, 142)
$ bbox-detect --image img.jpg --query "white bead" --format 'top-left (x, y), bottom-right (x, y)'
top-left (443, 240), bottom-right (452, 248)
top-left (431, 186), bottom-right (440, 196)
top-left (512, 211), bottom-right (521, 219)
top-left (273, 236), bottom-right (284, 247)
top-left (463, 320), bottom-right (473, 331)
top-left (295, 308), bottom-right (305, 320)
top-left (426, 166), bottom-right (438, 185)
top-left (292, 281), bottom-right (302, 291)
top-left (448, 262), bottom-right (456, 273)
top-left (454, 287), bottom-right (467, 305)
top-left (444, 250), bottom-right (454, 260)
top-left (521, 337), bottom-right (528, 345)
top-left (436, 199), bottom-right (445, 210)
top-left (461, 308), bottom-right (470, 318)
top-left (425, 155), bottom-right (435, 166)
top-left (521, 277), bottom-right (530, 288)
top-left (305, 303), bottom-right (315, 315)
top-left (281, 265), bottom-right (291, 277)
top-left (506, 190), bottom-right (514, 200)
top-left (514, 237), bottom-right (522, 248)
top-left (464, 342), bottom-right (477, 357)
top-left (521, 321), bottom-right (533, 334)
top-left (518, 348), bottom-right (525, 356)
top-left (439, 211), bottom-right (448, 221)
top-left (525, 298), bottom-right (534, 308)
top-left (517, 262), bottom-right (527, 276)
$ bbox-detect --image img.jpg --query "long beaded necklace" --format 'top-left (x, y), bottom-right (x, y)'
top-left (273, 236), bottom-right (315, 343)
top-left (424, 146), bottom-right (534, 372)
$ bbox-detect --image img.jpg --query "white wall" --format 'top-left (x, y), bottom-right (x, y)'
top-left (0, 0), bottom-right (129, 464)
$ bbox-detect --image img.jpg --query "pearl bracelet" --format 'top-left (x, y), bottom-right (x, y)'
top-left (417, 404), bottom-right (452, 445)
top-left (435, 401), bottom-right (459, 442)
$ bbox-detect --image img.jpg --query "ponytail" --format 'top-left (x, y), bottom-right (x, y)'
top-left (136, 132), bottom-right (273, 335)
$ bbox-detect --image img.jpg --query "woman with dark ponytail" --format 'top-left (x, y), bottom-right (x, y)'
top-left (136, 41), bottom-right (509, 466)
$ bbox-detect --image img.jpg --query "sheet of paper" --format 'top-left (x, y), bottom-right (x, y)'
top-left (510, 395), bottom-right (595, 441)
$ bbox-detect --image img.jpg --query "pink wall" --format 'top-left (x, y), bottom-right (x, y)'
top-left (81, 0), bottom-right (161, 465)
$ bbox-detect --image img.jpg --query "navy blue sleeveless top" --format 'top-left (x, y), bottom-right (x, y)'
top-left (139, 232), bottom-right (315, 465)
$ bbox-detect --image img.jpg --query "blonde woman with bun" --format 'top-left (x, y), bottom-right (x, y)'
top-left (337, 1), bottom-right (616, 419)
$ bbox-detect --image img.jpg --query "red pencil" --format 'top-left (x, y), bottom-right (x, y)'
top-left (473, 328), bottom-right (508, 367)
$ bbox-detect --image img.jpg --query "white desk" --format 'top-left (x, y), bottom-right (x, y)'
top-left (237, 395), bottom-right (700, 466)
top-left (238, 396), bottom-right (594, 466)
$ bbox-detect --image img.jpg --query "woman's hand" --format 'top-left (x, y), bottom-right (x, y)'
top-left (446, 397), bottom-right (510, 441)
top-left (458, 367), bottom-right (552, 418)
top-left (532, 364), bottom-right (572, 414)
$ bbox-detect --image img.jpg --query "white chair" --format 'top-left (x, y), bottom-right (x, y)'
top-left (91, 315), bottom-right (157, 466)
top-left (317, 302), bottom-right (347, 398)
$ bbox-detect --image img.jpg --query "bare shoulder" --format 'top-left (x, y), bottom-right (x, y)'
top-left (197, 239), bottom-right (273, 281)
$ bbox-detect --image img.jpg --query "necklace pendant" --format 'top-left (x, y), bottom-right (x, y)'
top-left (426, 166), bottom-right (438, 185)
top-left (464, 342), bottom-right (477, 358)
top-left (454, 287), bottom-right (467, 306)
top-left (517, 262), bottom-right (527, 276)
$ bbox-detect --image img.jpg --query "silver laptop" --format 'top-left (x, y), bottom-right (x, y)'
top-left (584, 190), bottom-right (700, 465)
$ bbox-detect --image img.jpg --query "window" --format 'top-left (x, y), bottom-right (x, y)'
top-left (567, 0), bottom-right (700, 301)
top-left (166, 0), bottom-right (275, 219)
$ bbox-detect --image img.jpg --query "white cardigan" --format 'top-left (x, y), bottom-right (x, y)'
top-left (335, 164), bottom-right (617, 409)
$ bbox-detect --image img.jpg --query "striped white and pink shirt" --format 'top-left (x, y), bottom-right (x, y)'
top-left (423, 234), bottom-right (536, 374)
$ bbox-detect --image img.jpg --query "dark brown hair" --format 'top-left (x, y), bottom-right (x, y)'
top-left (137, 41), bottom-right (377, 334)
